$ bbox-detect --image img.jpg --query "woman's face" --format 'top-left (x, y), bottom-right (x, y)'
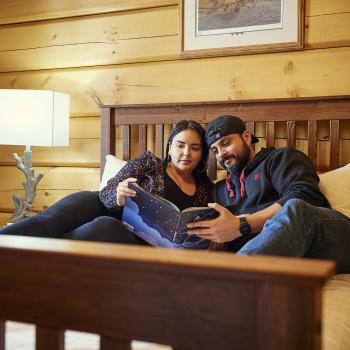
top-left (168, 129), bottom-right (203, 173)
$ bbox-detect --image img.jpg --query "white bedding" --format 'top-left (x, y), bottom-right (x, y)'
top-left (323, 274), bottom-right (350, 350)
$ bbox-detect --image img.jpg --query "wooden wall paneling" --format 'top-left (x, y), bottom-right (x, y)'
top-left (0, 116), bottom-right (100, 167)
top-left (317, 141), bottom-right (330, 172)
top-left (115, 138), bottom-right (141, 160)
top-left (0, 0), bottom-right (177, 25)
top-left (1, 5), bottom-right (350, 72)
top-left (0, 167), bottom-right (99, 192)
top-left (0, 213), bottom-right (11, 227)
top-left (0, 6), bottom-right (178, 72)
top-left (340, 120), bottom-right (350, 138)
top-left (122, 125), bottom-right (131, 160)
top-left (2, 47), bottom-right (350, 116)
top-left (0, 139), bottom-right (99, 167)
top-left (146, 125), bottom-right (156, 156)
top-left (306, 13), bottom-right (350, 49)
top-left (275, 139), bottom-right (288, 149)
top-left (329, 120), bottom-right (340, 170)
top-left (340, 140), bottom-right (350, 165)
top-left (306, 1), bottom-right (350, 17)
top-left (70, 116), bottom-right (100, 139)
top-left (296, 139), bottom-right (308, 157)
top-left (129, 125), bottom-right (140, 159)
top-left (0, 164), bottom-right (100, 213)
top-left (0, 0), bottom-right (347, 26)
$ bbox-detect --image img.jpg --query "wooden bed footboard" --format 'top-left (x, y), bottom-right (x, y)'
top-left (0, 235), bottom-right (334, 350)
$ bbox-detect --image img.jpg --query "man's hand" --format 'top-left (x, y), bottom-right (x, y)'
top-left (187, 203), bottom-right (242, 243)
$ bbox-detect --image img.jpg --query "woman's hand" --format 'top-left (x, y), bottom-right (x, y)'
top-left (116, 178), bottom-right (137, 206)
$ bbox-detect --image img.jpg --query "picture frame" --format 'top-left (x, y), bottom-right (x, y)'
top-left (179, 0), bottom-right (305, 58)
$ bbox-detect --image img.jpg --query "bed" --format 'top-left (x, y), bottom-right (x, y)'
top-left (99, 96), bottom-right (350, 350)
top-left (0, 96), bottom-right (349, 350)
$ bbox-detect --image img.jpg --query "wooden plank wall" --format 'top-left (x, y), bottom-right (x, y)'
top-left (0, 0), bottom-right (349, 225)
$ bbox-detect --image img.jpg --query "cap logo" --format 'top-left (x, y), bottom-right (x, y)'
top-left (215, 132), bottom-right (221, 139)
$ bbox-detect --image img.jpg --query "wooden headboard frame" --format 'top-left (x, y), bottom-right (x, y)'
top-left (100, 95), bottom-right (350, 179)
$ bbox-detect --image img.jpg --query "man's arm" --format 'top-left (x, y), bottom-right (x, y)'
top-left (188, 202), bottom-right (282, 243)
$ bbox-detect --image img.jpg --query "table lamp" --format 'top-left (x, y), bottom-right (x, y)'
top-left (0, 89), bottom-right (70, 222)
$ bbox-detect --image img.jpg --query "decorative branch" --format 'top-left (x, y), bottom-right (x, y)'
top-left (11, 149), bottom-right (44, 222)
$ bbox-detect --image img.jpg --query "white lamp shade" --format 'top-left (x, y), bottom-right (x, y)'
top-left (0, 89), bottom-right (70, 147)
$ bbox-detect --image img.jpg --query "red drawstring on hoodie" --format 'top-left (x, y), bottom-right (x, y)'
top-left (226, 173), bottom-right (235, 198)
top-left (239, 168), bottom-right (246, 199)
top-left (225, 168), bottom-right (246, 199)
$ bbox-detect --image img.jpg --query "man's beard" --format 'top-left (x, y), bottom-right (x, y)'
top-left (219, 141), bottom-right (251, 175)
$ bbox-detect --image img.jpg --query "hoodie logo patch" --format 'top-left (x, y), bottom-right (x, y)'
top-left (254, 173), bottom-right (261, 181)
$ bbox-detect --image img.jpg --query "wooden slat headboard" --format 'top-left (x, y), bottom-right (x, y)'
top-left (100, 96), bottom-right (350, 179)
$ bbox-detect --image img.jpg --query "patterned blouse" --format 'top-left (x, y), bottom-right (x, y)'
top-left (99, 151), bottom-right (212, 211)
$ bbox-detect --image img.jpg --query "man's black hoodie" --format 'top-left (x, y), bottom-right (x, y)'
top-left (213, 147), bottom-right (330, 216)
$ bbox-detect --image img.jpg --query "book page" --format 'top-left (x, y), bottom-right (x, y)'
top-left (174, 207), bottom-right (219, 248)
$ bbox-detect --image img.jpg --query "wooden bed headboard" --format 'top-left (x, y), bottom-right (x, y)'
top-left (100, 95), bottom-right (350, 179)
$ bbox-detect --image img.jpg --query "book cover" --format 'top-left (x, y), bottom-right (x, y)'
top-left (122, 183), bottom-right (219, 249)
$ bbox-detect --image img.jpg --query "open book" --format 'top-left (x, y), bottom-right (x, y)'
top-left (122, 183), bottom-right (219, 249)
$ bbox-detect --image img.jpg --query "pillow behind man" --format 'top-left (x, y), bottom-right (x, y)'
top-left (319, 163), bottom-right (350, 218)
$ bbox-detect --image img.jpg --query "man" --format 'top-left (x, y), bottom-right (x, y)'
top-left (188, 115), bottom-right (350, 273)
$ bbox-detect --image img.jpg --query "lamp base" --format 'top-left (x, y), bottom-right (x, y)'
top-left (11, 147), bottom-right (43, 222)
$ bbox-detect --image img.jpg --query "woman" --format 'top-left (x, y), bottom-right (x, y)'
top-left (0, 120), bottom-right (213, 246)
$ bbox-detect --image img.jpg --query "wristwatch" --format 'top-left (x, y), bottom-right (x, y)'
top-left (239, 217), bottom-right (252, 236)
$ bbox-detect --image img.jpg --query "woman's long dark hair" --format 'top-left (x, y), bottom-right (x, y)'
top-left (164, 120), bottom-right (210, 182)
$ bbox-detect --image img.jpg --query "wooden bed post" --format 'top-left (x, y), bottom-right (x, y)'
top-left (36, 326), bottom-right (64, 350)
top-left (100, 107), bottom-right (116, 177)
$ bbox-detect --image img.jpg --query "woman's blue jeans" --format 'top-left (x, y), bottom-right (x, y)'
top-left (238, 199), bottom-right (350, 273)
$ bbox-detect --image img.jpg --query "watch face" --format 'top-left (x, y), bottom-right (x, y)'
top-left (239, 217), bottom-right (251, 235)
top-left (240, 224), bottom-right (251, 235)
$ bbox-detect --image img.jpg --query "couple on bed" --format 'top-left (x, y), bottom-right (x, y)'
top-left (1, 115), bottom-right (350, 273)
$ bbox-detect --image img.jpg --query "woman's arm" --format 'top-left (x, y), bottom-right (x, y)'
top-left (99, 152), bottom-right (162, 210)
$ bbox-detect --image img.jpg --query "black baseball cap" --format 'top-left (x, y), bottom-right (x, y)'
top-left (205, 115), bottom-right (259, 147)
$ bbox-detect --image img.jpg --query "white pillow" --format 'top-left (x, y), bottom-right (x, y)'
top-left (99, 155), bottom-right (127, 191)
top-left (319, 163), bottom-right (350, 218)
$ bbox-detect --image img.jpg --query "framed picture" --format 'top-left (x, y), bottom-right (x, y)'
top-left (179, 0), bottom-right (305, 58)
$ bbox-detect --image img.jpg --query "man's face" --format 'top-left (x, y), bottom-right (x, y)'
top-left (209, 133), bottom-right (252, 174)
